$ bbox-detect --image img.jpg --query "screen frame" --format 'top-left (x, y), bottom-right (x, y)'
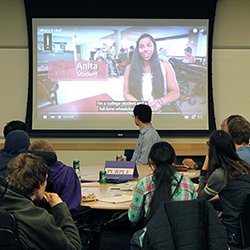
top-left (24, 0), bottom-right (218, 138)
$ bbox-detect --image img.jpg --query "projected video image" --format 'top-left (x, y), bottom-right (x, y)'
top-left (33, 19), bottom-right (208, 130)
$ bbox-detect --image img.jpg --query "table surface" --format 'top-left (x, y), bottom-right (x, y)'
top-left (80, 165), bottom-right (200, 210)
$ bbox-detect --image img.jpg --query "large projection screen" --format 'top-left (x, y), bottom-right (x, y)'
top-left (24, 0), bottom-right (217, 138)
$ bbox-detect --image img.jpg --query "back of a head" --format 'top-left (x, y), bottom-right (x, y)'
top-left (227, 114), bottom-right (244, 127)
top-left (4, 130), bottom-right (30, 155)
top-left (3, 120), bottom-right (28, 139)
top-left (228, 117), bottom-right (250, 145)
top-left (6, 153), bottom-right (49, 197)
top-left (147, 141), bottom-right (176, 220)
top-left (133, 104), bottom-right (152, 123)
top-left (209, 129), bottom-right (250, 178)
top-left (29, 139), bottom-right (56, 154)
top-left (149, 141), bottom-right (176, 168)
top-left (208, 130), bottom-right (238, 164)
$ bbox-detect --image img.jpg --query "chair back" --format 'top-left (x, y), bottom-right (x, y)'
top-left (0, 208), bottom-right (22, 250)
top-left (143, 199), bottom-right (228, 250)
top-left (239, 193), bottom-right (250, 247)
top-left (124, 149), bottom-right (134, 161)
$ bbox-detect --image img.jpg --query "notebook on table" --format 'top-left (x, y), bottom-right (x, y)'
top-left (98, 195), bottom-right (133, 204)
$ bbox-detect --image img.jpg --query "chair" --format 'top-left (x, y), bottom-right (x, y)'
top-left (142, 199), bottom-right (228, 249)
top-left (228, 193), bottom-right (250, 249)
top-left (0, 164), bottom-right (7, 177)
top-left (38, 74), bottom-right (59, 105)
top-left (0, 208), bottom-right (22, 250)
top-left (0, 175), bottom-right (22, 250)
top-left (124, 149), bottom-right (134, 161)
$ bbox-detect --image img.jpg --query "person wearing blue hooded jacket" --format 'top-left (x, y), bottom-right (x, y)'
top-left (0, 120), bottom-right (28, 155)
top-left (0, 130), bottom-right (30, 177)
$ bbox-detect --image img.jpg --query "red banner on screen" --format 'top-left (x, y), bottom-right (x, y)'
top-left (48, 61), bottom-right (108, 81)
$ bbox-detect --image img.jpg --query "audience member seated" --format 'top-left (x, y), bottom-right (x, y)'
top-left (117, 47), bottom-right (134, 75)
top-left (129, 141), bottom-right (197, 249)
top-left (0, 130), bottom-right (30, 177)
top-left (0, 120), bottom-right (28, 154)
top-left (198, 130), bottom-right (250, 246)
top-left (128, 45), bottom-right (134, 60)
top-left (29, 139), bottom-right (82, 211)
top-left (0, 153), bottom-right (82, 250)
top-left (116, 48), bottom-right (128, 64)
top-left (228, 116), bottom-right (250, 165)
top-left (182, 46), bottom-right (195, 63)
top-left (94, 48), bottom-right (105, 61)
top-left (130, 104), bottom-right (161, 165)
top-left (182, 114), bottom-right (244, 168)
top-left (221, 114), bottom-right (243, 132)
top-left (158, 47), bottom-right (169, 61)
top-left (105, 50), bottom-right (117, 76)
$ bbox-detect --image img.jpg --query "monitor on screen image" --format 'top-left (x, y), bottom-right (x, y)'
top-left (29, 18), bottom-right (214, 137)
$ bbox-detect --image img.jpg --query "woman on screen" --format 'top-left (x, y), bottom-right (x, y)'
top-left (123, 33), bottom-right (180, 112)
top-left (129, 141), bottom-right (196, 249)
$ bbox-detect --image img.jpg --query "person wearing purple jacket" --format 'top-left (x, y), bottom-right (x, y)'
top-left (29, 139), bottom-right (82, 211)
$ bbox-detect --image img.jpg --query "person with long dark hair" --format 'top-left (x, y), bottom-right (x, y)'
top-left (123, 34), bottom-right (180, 112)
top-left (129, 141), bottom-right (196, 249)
top-left (198, 130), bottom-right (250, 245)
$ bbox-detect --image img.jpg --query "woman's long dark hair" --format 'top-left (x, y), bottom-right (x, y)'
top-left (128, 33), bottom-right (165, 100)
top-left (208, 130), bottom-right (250, 180)
top-left (147, 141), bottom-right (176, 220)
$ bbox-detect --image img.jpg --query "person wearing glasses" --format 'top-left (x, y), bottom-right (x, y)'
top-left (198, 130), bottom-right (250, 246)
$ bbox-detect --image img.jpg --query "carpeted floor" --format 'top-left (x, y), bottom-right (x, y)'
top-left (99, 229), bottom-right (133, 250)
top-left (79, 209), bottom-right (135, 250)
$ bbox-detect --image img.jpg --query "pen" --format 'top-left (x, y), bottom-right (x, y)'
top-left (81, 185), bottom-right (100, 188)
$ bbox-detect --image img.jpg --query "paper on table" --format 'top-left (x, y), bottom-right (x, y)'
top-left (98, 195), bottom-right (133, 204)
top-left (181, 172), bottom-right (196, 176)
top-left (109, 186), bottom-right (133, 191)
top-left (81, 182), bottom-right (100, 187)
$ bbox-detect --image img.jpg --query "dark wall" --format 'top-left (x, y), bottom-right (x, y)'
top-left (24, 0), bottom-right (217, 19)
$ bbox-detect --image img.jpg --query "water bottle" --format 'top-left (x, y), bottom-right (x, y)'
top-left (73, 160), bottom-right (81, 182)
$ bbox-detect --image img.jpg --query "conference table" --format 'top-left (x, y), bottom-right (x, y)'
top-left (80, 165), bottom-right (200, 210)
